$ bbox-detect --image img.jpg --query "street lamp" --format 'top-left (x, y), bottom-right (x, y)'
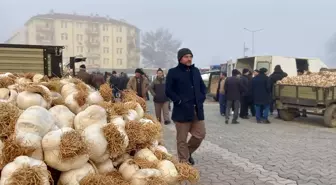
top-left (244, 28), bottom-right (263, 55)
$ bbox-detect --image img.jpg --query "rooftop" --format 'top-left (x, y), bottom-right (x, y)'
top-left (25, 11), bottom-right (140, 31)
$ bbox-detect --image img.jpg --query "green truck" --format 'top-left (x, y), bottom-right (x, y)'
top-left (274, 83), bottom-right (336, 127)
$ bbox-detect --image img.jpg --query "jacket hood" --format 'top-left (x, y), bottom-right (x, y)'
top-left (274, 65), bottom-right (283, 73)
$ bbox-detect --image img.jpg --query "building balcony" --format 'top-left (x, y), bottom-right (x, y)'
top-left (85, 40), bottom-right (100, 47)
top-left (36, 26), bottom-right (54, 33)
top-left (36, 34), bottom-right (54, 45)
top-left (87, 52), bottom-right (101, 59)
top-left (86, 28), bottom-right (100, 35)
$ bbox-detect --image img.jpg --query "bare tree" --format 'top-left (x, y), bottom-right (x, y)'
top-left (326, 33), bottom-right (336, 64)
top-left (141, 28), bottom-right (182, 68)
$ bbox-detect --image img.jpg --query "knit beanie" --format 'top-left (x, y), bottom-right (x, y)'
top-left (232, 69), bottom-right (240, 76)
top-left (242, 68), bottom-right (249, 74)
top-left (135, 68), bottom-right (142, 74)
top-left (177, 48), bottom-right (193, 62)
top-left (259, 68), bottom-right (268, 74)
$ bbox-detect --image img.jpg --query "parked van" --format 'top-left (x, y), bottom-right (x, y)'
top-left (235, 56), bottom-right (327, 76)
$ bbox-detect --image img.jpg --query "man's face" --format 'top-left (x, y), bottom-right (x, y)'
top-left (157, 71), bottom-right (163, 78)
top-left (135, 72), bottom-right (141, 77)
top-left (180, 54), bottom-right (193, 66)
top-left (253, 71), bottom-right (259, 76)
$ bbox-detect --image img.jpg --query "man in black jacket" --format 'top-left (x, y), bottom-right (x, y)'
top-left (239, 68), bottom-right (250, 119)
top-left (224, 69), bottom-right (245, 124)
top-left (252, 68), bottom-right (272, 123)
top-left (109, 71), bottom-right (120, 97)
top-left (269, 65), bottom-right (288, 117)
top-left (165, 48), bottom-right (207, 165)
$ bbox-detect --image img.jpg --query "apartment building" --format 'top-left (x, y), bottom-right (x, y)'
top-left (5, 11), bottom-right (141, 70)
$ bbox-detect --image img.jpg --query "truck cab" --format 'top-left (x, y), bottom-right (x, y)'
top-left (235, 56), bottom-right (327, 76)
top-left (220, 60), bottom-right (236, 77)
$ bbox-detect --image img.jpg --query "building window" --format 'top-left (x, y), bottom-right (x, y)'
top-left (103, 25), bottom-right (109, 31)
top-left (103, 36), bottom-right (109, 43)
top-left (117, 26), bottom-right (122, 32)
top-left (117, 48), bottom-right (123, 54)
top-left (45, 22), bottom-right (50, 28)
top-left (117, 59), bottom-right (123, 65)
top-left (77, 46), bottom-right (83, 53)
top-left (116, 37), bottom-right (122, 43)
top-left (76, 34), bottom-right (83, 41)
top-left (103, 58), bottom-right (109, 64)
top-left (103, 47), bottom-right (109, 53)
top-left (61, 21), bottom-right (67, 28)
top-left (61, 33), bottom-right (68, 40)
top-left (88, 36), bottom-right (94, 42)
top-left (76, 22), bottom-right (82, 28)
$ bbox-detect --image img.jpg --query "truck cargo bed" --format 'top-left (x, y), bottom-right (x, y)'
top-left (274, 84), bottom-right (336, 107)
top-left (0, 44), bottom-right (63, 77)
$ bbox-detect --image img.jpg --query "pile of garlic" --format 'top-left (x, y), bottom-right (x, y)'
top-left (0, 72), bottom-right (199, 185)
top-left (278, 71), bottom-right (336, 87)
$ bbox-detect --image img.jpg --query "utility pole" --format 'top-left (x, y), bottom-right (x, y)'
top-left (244, 28), bottom-right (263, 55)
top-left (243, 42), bottom-right (249, 57)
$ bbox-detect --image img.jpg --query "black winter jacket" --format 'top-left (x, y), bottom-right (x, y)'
top-left (165, 63), bottom-right (207, 122)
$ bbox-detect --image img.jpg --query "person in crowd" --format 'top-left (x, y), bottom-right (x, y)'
top-left (77, 64), bottom-right (92, 85)
top-left (141, 71), bottom-right (151, 101)
top-left (109, 71), bottom-right (120, 97)
top-left (269, 65), bottom-right (288, 117)
top-left (253, 69), bottom-right (259, 77)
top-left (297, 69), bottom-right (304, 76)
top-left (109, 71), bottom-right (119, 88)
top-left (252, 68), bottom-right (271, 123)
top-left (165, 48), bottom-right (206, 165)
top-left (217, 72), bottom-right (227, 116)
top-left (149, 68), bottom-right (171, 125)
top-left (239, 69), bottom-right (250, 119)
top-left (118, 72), bottom-right (129, 90)
top-left (91, 71), bottom-right (105, 90)
top-left (247, 71), bottom-right (256, 116)
top-left (127, 68), bottom-right (149, 99)
top-left (104, 72), bottom-right (112, 82)
top-left (224, 69), bottom-right (245, 124)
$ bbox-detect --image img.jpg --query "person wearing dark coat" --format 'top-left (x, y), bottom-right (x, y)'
top-left (269, 65), bottom-right (288, 117)
top-left (76, 64), bottom-right (92, 86)
top-left (239, 68), bottom-right (250, 119)
top-left (91, 72), bottom-right (105, 90)
top-left (224, 69), bottom-right (246, 124)
top-left (109, 71), bottom-right (119, 88)
top-left (118, 72), bottom-right (129, 90)
top-left (247, 71), bottom-right (256, 116)
top-left (109, 71), bottom-right (120, 97)
top-left (251, 68), bottom-right (272, 123)
top-left (149, 68), bottom-right (171, 124)
top-left (165, 48), bottom-right (206, 165)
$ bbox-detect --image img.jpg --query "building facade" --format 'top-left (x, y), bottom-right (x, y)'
top-left (5, 12), bottom-right (141, 70)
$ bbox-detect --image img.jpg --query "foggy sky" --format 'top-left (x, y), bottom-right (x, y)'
top-left (1, 0), bottom-right (335, 67)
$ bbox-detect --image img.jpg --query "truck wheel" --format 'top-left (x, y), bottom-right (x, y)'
top-left (279, 109), bottom-right (295, 121)
top-left (324, 104), bottom-right (336, 128)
